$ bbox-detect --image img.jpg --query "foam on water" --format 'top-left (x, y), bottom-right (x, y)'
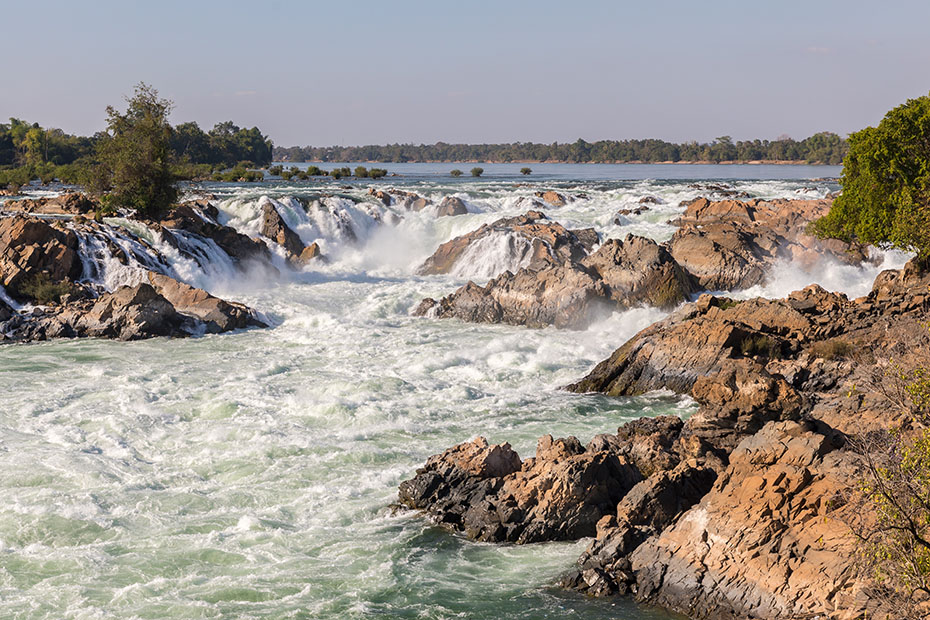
top-left (0, 169), bottom-right (853, 619)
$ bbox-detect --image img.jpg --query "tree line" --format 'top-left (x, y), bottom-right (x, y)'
top-left (0, 109), bottom-right (273, 188)
top-left (274, 133), bottom-right (848, 165)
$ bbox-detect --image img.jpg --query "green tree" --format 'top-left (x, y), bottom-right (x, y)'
top-left (450, 169), bottom-right (462, 177)
top-left (520, 167), bottom-right (532, 175)
top-left (93, 83), bottom-right (178, 216)
top-left (813, 92), bottom-right (930, 260)
top-left (470, 167), bottom-right (483, 177)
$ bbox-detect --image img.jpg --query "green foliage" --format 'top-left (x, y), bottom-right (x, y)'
top-left (858, 429), bottom-right (930, 605)
top-left (810, 338), bottom-right (853, 360)
top-left (812, 92), bottom-right (930, 258)
top-left (450, 169), bottom-right (462, 177)
top-left (354, 166), bottom-right (369, 178)
top-left (470, 167), bottom-right (483, 177)
top-left (520, 167), bottom-right (532, 175)
top-left (369, 168), bottom-right (387, 179)
top-left (716, 298), bottom-right (742, 310)
top-left (739, 334), bottom-right (781, 359)
top-left (306, 165), bottom-right (324, 176)
top-left (93, 83), bottom-right (178, 216)
top-left (211, 166), bottom-right (264, 182)
top-left (17, 273), bottom-right (76, 304)
top-left (268, 165), bottom-right (284, 176)
top-left (329, 167), bottom-right (351, 179)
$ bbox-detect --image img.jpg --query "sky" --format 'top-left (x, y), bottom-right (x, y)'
top-left (3, 0), bottom-right (929, 147)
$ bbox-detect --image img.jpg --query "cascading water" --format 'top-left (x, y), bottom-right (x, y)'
top-left (1, 165), bottom-right (914, 620)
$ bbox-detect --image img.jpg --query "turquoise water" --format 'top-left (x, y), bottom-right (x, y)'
top-left (1, 165), bottom-right (884, 619)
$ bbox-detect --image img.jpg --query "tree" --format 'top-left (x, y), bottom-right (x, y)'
top-left (450, 169), bottom-right (462, 177)
top-left (94, 83), bottom-right (177, 216)
top-left (520, 167), bottom-right (532, 175)
top-left (813, 92), bottom-right (930, 260)
top-left (470, 167), bottom-right (483, 177)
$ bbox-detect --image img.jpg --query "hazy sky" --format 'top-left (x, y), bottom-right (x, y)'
top-left (4, 0), bottom-right (929, 146)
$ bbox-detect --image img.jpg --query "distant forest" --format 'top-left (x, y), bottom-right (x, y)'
top-left (0, 118), bottom-right (272, 168)
top-left (275, 133), bottom-right (847, 165)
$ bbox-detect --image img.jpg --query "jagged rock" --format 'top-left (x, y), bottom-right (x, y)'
top-left (368, 188), bottom-right (430, 211)
top-left (0, 215), bottom-right (82, 298)
top-left (1, 192), bottom-right (98, 215)
top-left (416, 211), bottom-right (592, 275)
top-left (588, 416), bottom-right (684, 477)
top-left (564, 461), bottom-right (718, 597)
top-left (2, 283), bottom-right (185, 341)
top-left (398, 435), bottom-right (642, 543)
top-left (416, 235), bottom-right (695, 329)
top-left (631, 420), bottom-right (868, 619)
top-left (669, 198), bottom-right (871, 290)
top-left (297, 242), bottom-right (324, 263)
top-left (261, 202), bottom-right (305, 259)
top-left (158, 202), bottom-right (272, 267)
top-left (566, 291), bottom-right (828, 396)
top-left (536, 190), bottom-right (567, 206)
top-left (435, 196), bottom-right (468, 217)
top-left (145, 272), bottom-right (264, 332)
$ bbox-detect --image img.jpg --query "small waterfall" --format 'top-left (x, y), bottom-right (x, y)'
top-left (0, 284), bottom-right (22, 310)
top-left (449, 231), bottom-right (537, 280)
top-left (152, 229), bottom-right (238, 292)
top-left (74, 224), bottom-right (171, 292)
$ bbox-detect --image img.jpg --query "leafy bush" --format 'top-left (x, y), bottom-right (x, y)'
top-left (812, 91), bottom-right (930, 259)
top-left (470, 167), bottom-right (484, 177)
top-left (369, 168), bottom-right (387, 179)
top-left (810, 339), bottom-right (853, 360)
top-left (450, 169), bottom-right (462, 177)
top-left (354, 166), bottom-right (369, 178)
top-left (17, 273), bottom-right (76, 304)
top-left (520, 167), bottom-right (532, 175)
top-left (306, 165), bottom-right (323, 176)
top-left (269, 165), bottom-right (284, 176)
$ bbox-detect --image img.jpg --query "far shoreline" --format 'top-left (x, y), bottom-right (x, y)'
top-left (274, 159), bottom-right (834, 166)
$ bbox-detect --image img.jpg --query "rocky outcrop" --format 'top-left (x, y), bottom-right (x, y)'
top-left (0, 215), bottom-right (82, 296)
top-left (415, 234), bottom-right (695, 329)
top-left (668, 198), bottom-right (870, 291)
top-left (1, 192), bottom-right (98, 215)
top-left (416, 211), bottom-right (594, 275)
top-left (398, 435), bottom-right (642, 543)
top-left (158, 201), bottom-right (272, 267)
top-left (259, 203), bottom-right (324, 265)
top-left (145, 272), bottom-right (263, 332)
top-left (2, 283), bottom-right (185, 341)
top-left (631, 420), bottom-right (868, 619)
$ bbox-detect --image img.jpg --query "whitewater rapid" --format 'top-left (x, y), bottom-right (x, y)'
top-left (0, 167), bottom-right (909, 619)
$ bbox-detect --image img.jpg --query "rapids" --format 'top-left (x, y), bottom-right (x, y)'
top-left (0, 164), bottom-right (908, 619)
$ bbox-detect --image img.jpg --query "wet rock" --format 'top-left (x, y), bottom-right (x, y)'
top-left (435, 196), bottom-right (468, 217)
top-left (145, 272), bottom-right (264, 332)
top-left (398, 435), bottom-right (642, 544)
top-left (535, 190), bottom-right (567, 206)
top-left (1, 192), bottom-right (98, 215)
top-left (416, 211), bottom-right (592, 275)
top-left (297, 242), bottom-right (324, 264)
top-left (416, 235), bottom-right (695, 329)
top-left (261, 202), bottom-right (305, 260)
top-left (368, 188), bottom-right (430, 211)
top-left (158, 202), bottom-right (272, 267)
top-left (669, 198), bottom-right (871, 291)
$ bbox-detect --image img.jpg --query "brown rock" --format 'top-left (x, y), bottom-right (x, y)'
top-left (435, 196), bottom-right (468, 217)
top-left (145, 272), bottom-right (263, 332)
top-left (2, 192), bottom-right (98, 215)
top-left (260, 202), bottom-right (305, 259)
top-left (0, 215), bottom-right (82, 298)
top-left (536, 190), bottom-right (567, 206)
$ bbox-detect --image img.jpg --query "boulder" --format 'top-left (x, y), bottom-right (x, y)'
top-left (261, 202), bottom-right (305, 260)
top-left (398, 435), bottom-right (642, 544)
top-left (368, 188), bottom-right (430, 211)
top-left (435, 196), bottom-right (468, 217)
top-left (416, 235), bottom-right (695, 329)
top-left (416, 211), bottom-right (592, 275)
top-left (145, 272), bottom-right (264, 332)
top-left (536, 190), bottom-right (567, 206)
